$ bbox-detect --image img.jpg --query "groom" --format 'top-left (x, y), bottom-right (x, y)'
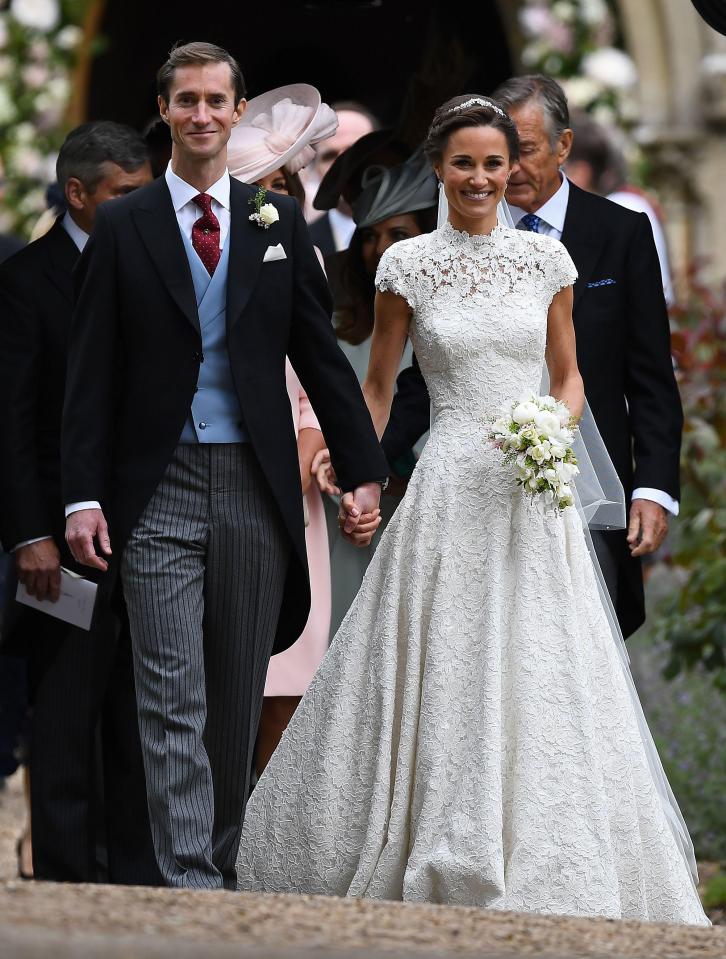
top-left (62, 42), bottom-right (388, 889)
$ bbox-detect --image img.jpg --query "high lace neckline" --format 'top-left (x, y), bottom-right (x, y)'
top-left (439, 220), bottom-right (507, 248)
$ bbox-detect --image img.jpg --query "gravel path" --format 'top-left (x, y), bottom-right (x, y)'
top-left (2, 771), bottom-right (724, 959)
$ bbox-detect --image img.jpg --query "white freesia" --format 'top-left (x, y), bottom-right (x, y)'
top-left (512, 400), bottom-right (539, 424)
top-left (11, 0), bottom-right (59, 32)
top-left (258, 203), bottom-right (279, 226)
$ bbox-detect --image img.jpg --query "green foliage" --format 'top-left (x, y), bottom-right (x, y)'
top-left (629, 616), bottom-right (726, 861)
top-left (655, 269), bottom-right (726, 691)
top-left (703, 871), bottom-right (726, 909)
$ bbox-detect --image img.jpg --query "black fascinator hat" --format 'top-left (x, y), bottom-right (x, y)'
top-left (690, 0), bottom-right (726, 35)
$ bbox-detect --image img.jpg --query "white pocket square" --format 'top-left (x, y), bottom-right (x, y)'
top-left (263, 243), bottom-right (287, 263)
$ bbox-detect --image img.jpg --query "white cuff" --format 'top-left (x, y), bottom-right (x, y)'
top-left (12, 535), bottom-right (53, 551)
top-left (631, 488), bottom-right (679, 516)
top-left (65, 500), bottom-right (102, 517)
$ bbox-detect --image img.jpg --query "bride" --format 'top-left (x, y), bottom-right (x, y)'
top-left (236, 95), bottom-right (708, 925)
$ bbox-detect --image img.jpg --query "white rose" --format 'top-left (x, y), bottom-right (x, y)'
top-left (258, 203), bottom-right (279, 226)
top-left (533, 409), bottom-right (560, 437)
top-left (11, 0), bottom-right (59, 32)
top-left (582, 48), bottom-right (638, 90)
top-left (55, 24), bottom-right (82, 50)
top-left (512, 400), bottom-right (538, 425)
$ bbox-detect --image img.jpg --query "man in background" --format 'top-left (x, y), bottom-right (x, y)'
top-left (307, 101), bottom-right (379, 254)
top-left (0, 121), bottom-right (159, 883)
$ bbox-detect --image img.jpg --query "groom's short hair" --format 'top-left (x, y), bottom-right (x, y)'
top-left (157, 42), bottom-right (246, 106)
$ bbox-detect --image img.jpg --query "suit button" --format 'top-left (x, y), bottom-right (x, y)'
top-left (193, 351), bottom-right (204, 362)
top-left (199, 422), bottom-right (207, 430)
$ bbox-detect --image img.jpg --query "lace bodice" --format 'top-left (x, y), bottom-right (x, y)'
top-left (376, 222), bottom-right (577, 423)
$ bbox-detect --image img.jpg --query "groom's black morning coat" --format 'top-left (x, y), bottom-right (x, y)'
top-left (382, 181), bottom-right (683, 638)
top-left (62, 176), bottom-right (388, 653)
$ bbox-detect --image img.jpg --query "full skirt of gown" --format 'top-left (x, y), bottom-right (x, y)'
top-left (235, 414), bottom-right (708, 925)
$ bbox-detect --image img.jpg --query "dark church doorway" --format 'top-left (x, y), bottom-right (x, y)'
top-left (85, 0), bottom-right (514, 147)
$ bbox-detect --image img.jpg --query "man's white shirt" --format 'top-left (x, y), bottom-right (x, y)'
top-left (64, 166), bottom-right (232, 522)
top-left (509, 175), bottom-right (678, 517)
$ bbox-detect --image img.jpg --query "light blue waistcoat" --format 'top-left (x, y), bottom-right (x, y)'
top-left (178, 231), bottom-right (249, 444)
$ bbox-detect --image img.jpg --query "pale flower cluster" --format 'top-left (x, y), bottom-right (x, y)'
top-left (0, 4), bottom-right (84, 234)
top-left (489, 394), bottom-right (580, 513)
top-left (518, 0), bottom-right (638, 124)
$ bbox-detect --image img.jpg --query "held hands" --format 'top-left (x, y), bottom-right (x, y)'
top-left (627, 499), bottom-right (668, 557)
top-left (65, 508), bottom-right (112, 571)
top-left (338, 482), bottom-right (382, 548)
top-left (16, 538), bottom-right (61, 602)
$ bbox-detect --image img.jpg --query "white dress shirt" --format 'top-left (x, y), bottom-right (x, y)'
top-left (65, 166), bottom-right (232, 520)
top-left (329, 207), bottom-right (356, 252)
top-left (509, 175), bottom-right (678, 516)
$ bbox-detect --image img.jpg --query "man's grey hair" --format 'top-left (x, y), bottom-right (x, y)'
top-left (491, 74), bottom-right (570, 148)
top-left (56, 121), bottom-right (149, 192)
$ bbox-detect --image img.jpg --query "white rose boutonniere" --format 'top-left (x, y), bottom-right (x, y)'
top-left (249, 186), bottom-right (279, 229)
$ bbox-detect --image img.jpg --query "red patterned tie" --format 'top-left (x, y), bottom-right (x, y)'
top-left (191, 193), bottom-right (221, 275)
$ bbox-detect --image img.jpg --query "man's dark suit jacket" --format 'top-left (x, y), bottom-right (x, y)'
top-left (0, 217), bottom-right (160, 883)
top-left (382, 182), bottom-right (683, 638)
top-left (62, 176), bottom-right (387, 655)
top-left (0, 233), bottom-right (24, 265)
top-left (0, 219), bottom-right (76, 550)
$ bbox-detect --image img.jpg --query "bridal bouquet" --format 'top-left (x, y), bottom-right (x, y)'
top-left (489, 395), bottom-right (579, 512)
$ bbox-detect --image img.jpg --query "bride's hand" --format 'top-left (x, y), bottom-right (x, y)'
top-left (339, 507), bottom-right (382, 547)
top-left (312, 448), bottom-right (340, 495)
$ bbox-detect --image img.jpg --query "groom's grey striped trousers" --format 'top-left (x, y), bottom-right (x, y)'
top-left (121, 444), bottom-right (290, 889)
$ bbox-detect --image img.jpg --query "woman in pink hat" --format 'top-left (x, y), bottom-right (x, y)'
top-left (227, 85), bottom-right (338, 774)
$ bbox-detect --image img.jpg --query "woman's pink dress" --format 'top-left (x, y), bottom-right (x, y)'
top-left (264, 361), bottom-right (331, 696)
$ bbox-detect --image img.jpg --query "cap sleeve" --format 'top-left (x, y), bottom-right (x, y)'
top-left (547, 240), bottom-right (578, 299)
top-left (375, 245), bottom-right (416, 310)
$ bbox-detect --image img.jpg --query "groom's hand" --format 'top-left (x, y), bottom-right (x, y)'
top-left (66, 508), bottom-right (112, 571)
top-left (340, 482), bottom-right (382, 546)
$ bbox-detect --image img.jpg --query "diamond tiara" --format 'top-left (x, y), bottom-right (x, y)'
top-left (444, 97), bottom-right (506, 118)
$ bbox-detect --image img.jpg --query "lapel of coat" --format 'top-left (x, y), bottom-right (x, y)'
top-left (131, 177), bottom-right (200, 334)
top-left (226, 178), bottom-right (272, 332)
top-left (560, 181), bottom-right (607, 308)
top-left (44, 219), bottom-right (78, 304)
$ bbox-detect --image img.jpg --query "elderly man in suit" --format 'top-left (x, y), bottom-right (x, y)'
top-left (383, 75), bottom-right (682, 639)
top-left (62, 42), bottom-right (387, 890)
top-left (0, 121), bottom-right (158, 882)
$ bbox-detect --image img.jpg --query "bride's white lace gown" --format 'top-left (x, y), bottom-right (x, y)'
top-left (236, 222), bottom-right (708, 924)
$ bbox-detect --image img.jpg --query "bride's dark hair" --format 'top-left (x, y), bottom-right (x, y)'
top-left (425, 95), bottom-right (520, 164)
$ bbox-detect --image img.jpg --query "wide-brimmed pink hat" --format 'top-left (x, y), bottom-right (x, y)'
top-left (227, 83), bottom-right (337, 183)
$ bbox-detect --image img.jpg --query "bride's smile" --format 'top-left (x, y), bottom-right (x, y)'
top-left (434, 126), bottom-right (514, 234)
